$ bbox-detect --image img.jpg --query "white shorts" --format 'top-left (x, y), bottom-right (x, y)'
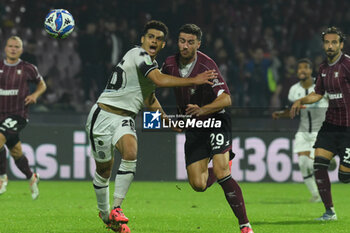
top-left (86, 104), bottom-right (137, 162)
top-left (293, 131), bottom-right (318, 158)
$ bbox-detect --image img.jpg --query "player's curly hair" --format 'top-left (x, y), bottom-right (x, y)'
top-left (178, 24), bottom-right (202, 41)
top-left (321, 26), bottom-right (346, 42)
top-left (143, 20), bottom-right (168, 40)
top-left (297, 58), bottom-right (312, 69)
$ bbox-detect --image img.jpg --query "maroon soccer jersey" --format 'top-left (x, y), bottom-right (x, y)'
top-left (162, 51), bottom-right (230, 116)
top-left (0, 59), bottom-right (42, 120)
top-left (315, 53), bottom-right (350, 126)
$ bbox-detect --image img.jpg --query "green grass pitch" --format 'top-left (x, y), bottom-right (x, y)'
top-left (0, 181), bottom-right (348, 233)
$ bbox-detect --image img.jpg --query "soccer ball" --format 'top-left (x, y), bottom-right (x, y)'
top-left (44, 9), bottom-right (75, 39)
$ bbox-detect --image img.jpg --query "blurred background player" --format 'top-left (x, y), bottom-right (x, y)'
top-left (162, 24), bottom-right (253, 233)
top-left (0, 36), bottom-right (46, 199)
top-left (85, 20), bottom-right (216, 232)
top-left (272, 58), bottom-right (327, 202)
top-left (291, 27), bottom-right (350, 221)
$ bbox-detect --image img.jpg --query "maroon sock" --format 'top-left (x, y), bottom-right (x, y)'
top-left (14, 155), bottom-right (33, 179)
top-left (315, 168), bottom-right (333, 209)
top-left (206, 167), bottom-right (216, 188)
top-left (218, 175), bottom-right (249, 225)
top-left (0, 147), bottom-right (6, 175)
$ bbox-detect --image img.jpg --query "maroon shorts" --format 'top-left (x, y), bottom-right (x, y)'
top-left (0, 115), bottom-right (27, 149)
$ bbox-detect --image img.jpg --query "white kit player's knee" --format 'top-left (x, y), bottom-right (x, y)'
top-left (298, 155), bottom-right (313, 178)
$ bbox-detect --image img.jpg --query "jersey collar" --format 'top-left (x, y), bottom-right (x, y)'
top-left (328, 52), bottom-right (343, 66)
top-left (4, 59), bottom-right (21, 66)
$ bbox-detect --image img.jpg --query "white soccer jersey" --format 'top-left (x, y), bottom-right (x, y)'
top-left (288, 81), bottom-right (328, 132)
top-left (97, 47), bottom-right (158, 114)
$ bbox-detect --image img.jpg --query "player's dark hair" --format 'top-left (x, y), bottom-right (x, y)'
top-left (297, 58), bottom-right (313, 69)
top-left (321, 26), bottom-right (346, 42)
top-left (178, 24), bottom-right (202, 41)
top-left (143, 20), bottom-right (168, 40)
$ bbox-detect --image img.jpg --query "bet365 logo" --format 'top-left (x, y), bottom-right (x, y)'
top-left (143, 110), bottom-right (161, 129)
top-left (344, 148), bottom-right (350, 164)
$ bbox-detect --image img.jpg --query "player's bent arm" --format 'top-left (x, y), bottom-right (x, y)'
top-left (144, 93), bottom-right (171, 124)
top-left (24, 79), bottom-right (47, 105)
top-left (186, 93), bottom-right (231, 117)
top-left (290, 92), bottom-right (323, 119)
top-left (144, 93), bottom-right (167, 117)
top-left (299, 91), bottom-right (323, 105)
top-left (147, 69), bottom-right (215, 87)
top-left (34, 79), bottom-right (47, 97)
top-left (272, 109), bottom-right (290, 119)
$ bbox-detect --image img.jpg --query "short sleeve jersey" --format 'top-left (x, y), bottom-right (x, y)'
top-left (97, 47), bottom-right (158, 114)
top-left (314, 53), bottom-right (350, 126)
top-left (0, 59), bottom-right (42, 120)
top-left (288, 81), bottom-right (328, 132)
top-left (162, 51), bottom-right (230, 117)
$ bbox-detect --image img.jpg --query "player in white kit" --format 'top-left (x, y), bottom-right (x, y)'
top-left (272, 58), bottom-right (328, 202)
top-left (85, 20), bottom-right (216, 232)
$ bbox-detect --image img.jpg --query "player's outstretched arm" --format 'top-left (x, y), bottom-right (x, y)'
top-left (25, 79), bottom-right (47, 105)
top-left (290, 92), bottom-right (323, 119)
top-left (272, 109), bottom-right (290, 119)
top-left (147, 69), bottom-right (216, 87)
top-left (185, 92), bottom-right (231, 117)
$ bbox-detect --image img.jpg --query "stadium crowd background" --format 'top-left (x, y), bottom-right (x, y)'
top-left (1, 0), bottom-right (350, 115)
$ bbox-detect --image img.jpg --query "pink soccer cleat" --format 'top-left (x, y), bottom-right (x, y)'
top-left (100, 212), bottom-right (130, 232)
top-left (109, 207), bottom-right (129, 224)
top-left (119, 224), bottom-right (130, 233)
top-left (241, 226), bottom-right (254, 233)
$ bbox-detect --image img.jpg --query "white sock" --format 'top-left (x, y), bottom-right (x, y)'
top-left (93, 171), bottom-right (110, 221)
top-left (298, 155), bottom-right (318, 196)
top-left (239, 222), bottom-right (251, 229)
top-left (113, 159), bottom-right (136, 208)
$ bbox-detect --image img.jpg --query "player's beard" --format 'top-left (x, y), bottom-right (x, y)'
top-left (180, 49), bottom-right (195, 63)
top-left (326, 49), bottom-right (338, 60)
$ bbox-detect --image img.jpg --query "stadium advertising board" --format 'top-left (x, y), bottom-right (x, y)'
top-left (6, 125), bottom-right (339, 182)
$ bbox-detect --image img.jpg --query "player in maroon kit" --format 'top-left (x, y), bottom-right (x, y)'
top-left (0, 36), bottom-right (46, 199)
top-left (291, 27), bottom-right (350, 221)
top-left (162, 24), bottom-right (253, 233)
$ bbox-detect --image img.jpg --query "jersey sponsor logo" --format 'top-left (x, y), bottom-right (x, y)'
top-left (17, 69), bottom-right (22, 75)
top-left (328, 93), bottom-right (343, 100)
top-left (211, 78), bottom-right (224, 88)
top-left (0, 70), bottom-right (3, 73)
top-left (321, 73), bottom-right (326, 77)
top-left (334, 72), bottom-right (339, 78)
top-left (144, 54), bottom-right (153, 66)
top-left (0, 88), bottom-right (19, 96)
top-left (143, 110), bottom-right (161, 129)
top-left (190, 88), bottom-right (195, 95)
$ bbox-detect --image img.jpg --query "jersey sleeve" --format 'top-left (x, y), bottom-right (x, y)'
top-left (344, 60), bottom-right (350, 82)
top-left (209, 60), bottom-right (230, 96)
top-left (134, 49), bottom-right (158, 77)
top-left (160, 61), bottom-right (168, 74)
top-left (26, 63), bottom-right (43, 84)
top-left (287, 86), bottom-right (295, 102)
top-left (314, 67), bottom-right (325, 95)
